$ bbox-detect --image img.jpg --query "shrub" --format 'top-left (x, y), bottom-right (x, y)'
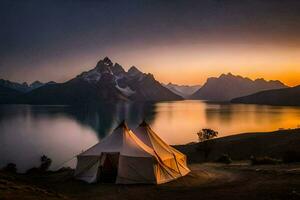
top-left (26, 155), bottom-right (52, 174)
top-left (282, 151), bottom-right (300, 163)
top-left (196, 129), bottom-right (218, 142)
top-left (39, 155), bottom-right (52, 171)
top-left (250, 156), bottom-right (281, 165)
top-left (2, 163), bottom-right (17, 173)
top-left (216, 154), bottom-right (232, 164)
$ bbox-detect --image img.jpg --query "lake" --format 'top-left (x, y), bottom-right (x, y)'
top-left (1, 100), bottom-right (300, 172)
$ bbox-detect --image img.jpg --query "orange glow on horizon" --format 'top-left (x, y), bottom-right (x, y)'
top-left (15, 42), bottom-right (300, 87)
top-left (111, 43), bottom-right (300, 87)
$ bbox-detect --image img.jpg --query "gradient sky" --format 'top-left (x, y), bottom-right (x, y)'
top-left (1, 0), bottom-right (300, 86)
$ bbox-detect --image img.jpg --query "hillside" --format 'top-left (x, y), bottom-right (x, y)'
top-left (176, 128), bottom-right (300, 163)
top-left (231, 85), bottom-right (300, 106)
top-left (0, 85), bottom-right (22, 103)
top-left (190, 73), bottom-right (287, 102)
top-left (163, 83), bottom-right (201, 98)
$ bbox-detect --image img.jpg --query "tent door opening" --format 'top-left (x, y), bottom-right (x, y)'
top-left (98, 153), bottom-right (119, 183)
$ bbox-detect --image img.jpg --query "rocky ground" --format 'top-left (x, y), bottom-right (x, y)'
top-left (1, 162), bottom-right (300, 200)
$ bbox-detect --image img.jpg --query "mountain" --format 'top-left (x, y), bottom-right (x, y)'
top-left (231, 85), bottom-right (300, 106)
top-left (163, 83), bottom-right (201, 98)
top-left (190, 73), bottom-right (288, 102)
top-left (0, 85), bottom-right (22, 103)
top-left (12, 57), bottom-right (182, 105)
top-left (0, 79), bottom-right (52, 92)
top-left (29, 81), bottom-right (44, 90)
top-left (0, 79), bottom-right (30, 92)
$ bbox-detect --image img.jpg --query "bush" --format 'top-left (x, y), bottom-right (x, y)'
top-left (250, 156), bottom-right (281, 165)
top-left (216, 154), bottom-right (232, 164)
top-left (282, 151), bottom-right (300, 163)
top-left (26, 155), bottom-right (52, 174)
top-left (39, 155), bottom-right (52, 171)
top-left (2, 163), bottom-right (17, 173)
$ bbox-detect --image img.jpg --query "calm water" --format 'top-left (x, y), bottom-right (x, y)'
top-left (1, 100), bottom-right (300, 171)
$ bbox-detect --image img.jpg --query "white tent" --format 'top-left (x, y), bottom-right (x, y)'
top-left (133, 121), bottom-right (190, 177)
top-left (74, 121), bottom-right (188, 184)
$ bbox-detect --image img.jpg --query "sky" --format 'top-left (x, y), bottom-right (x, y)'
top-left (1, 0), bottom-right (300, 86)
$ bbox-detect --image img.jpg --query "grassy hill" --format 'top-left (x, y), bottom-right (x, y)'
top-left (176, 128), bottom-right (300, 163)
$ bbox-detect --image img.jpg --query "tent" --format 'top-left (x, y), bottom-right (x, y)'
top-left (74, 121), bottom-right (189, 184)
top-left (133, 121), bottom-right (190, 178)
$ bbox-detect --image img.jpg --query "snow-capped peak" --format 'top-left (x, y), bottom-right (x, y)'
top-left (102, 56), bottom-right (113, 66)
top-left (80, 57), bottom-right (116, 83)
top-left (80, 69), bottom-right (102, 83)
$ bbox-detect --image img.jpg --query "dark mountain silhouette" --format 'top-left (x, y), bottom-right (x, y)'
top-left (0, 79), bottom-right (54, 92)
top-left (6, 57), bottom-right (182, 105)
top-left (29, 81), bottom-right (44, 90)
top-left (0, 85), bottom-right (22, 103)
top-left (231, 85), bottom-right (300, 106)
top-left (163, 83), bottom-right (201, 98)
top-left (0, 79), bottom-right (30, 92)
top-left (190, 73), bottom-right (288, 102)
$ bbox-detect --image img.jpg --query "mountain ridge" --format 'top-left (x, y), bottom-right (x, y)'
top-left (0, 79), bottom-right (55, 93)
top-left (3, 57), bottom-right (182, 105)
top-left (190, 73), bottom-right (288, 102)
top-left (163, 83), bottom-right (201, 98)
top-left (231, 85), bottom-right (300, 106)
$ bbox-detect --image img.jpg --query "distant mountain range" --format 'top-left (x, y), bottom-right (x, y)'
top-left (163, 83), bottom-right (201, 98)
top-left (231, 85), bottom-right (300, 106)
top-left (1, 57), bottom-right (182, 105)
top-left (0, 79), bottom-right (56, 103)
top-left (0, 85), bottom-right (22, 103)
top-left (0, 79), bottom-right (54, 93)
top-left (190, 73), bottom-right (288, 102)
top-left (1, 58), bottom-right (296, 106)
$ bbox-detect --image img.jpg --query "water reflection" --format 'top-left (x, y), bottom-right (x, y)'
top-left (0, 102), bottom-right (157, 171)
top-left (1, 100), bottom-right (300, 171)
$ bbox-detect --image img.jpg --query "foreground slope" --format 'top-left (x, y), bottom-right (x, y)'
top-left (177, 128), bottom-right (300, 163)
top-left (231, 85), bottom-right (300, 106)
top-left (190, 73), bottom-right (287, 102)
top-left (2, 129), bottom-right (300, 200)
top-left (3, 162), bottom-right (300, 200)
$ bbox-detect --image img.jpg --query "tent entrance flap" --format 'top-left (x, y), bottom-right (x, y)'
top-left (99, 153), bottom-right (120, 183)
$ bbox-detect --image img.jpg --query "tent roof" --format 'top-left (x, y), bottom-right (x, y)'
top-left (133, 121), bottom-right (186, 161)
top-left (79, 122), bottom-right (155, 158)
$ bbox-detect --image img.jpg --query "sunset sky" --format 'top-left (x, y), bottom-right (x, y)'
top-left (1, 0), bottom-right (300, 86)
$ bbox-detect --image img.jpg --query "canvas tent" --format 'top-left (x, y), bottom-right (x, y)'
top-left (74, 121), bottom-right (189, 184)
top-left (133, 121), bottom-right (190, 177)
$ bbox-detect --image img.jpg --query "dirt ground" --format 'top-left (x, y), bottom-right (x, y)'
top-left (1, 162), bottom-right (300, 200)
